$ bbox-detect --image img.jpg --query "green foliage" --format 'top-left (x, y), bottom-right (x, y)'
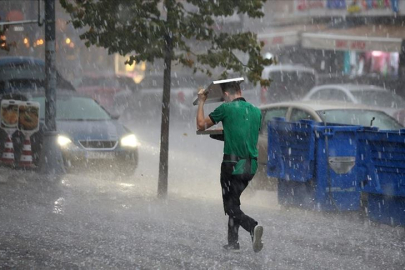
top-left (60, 0), bottom-right (272, 86)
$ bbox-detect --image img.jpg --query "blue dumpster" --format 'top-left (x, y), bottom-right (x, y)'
top-left (268, 118), bottom-right (362, 211)
top-left (358, 129), bottom-right (405, 226)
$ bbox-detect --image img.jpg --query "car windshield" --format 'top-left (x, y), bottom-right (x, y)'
top-left (33, 96), bottom-right (111, 121)
top-left (351, 90), bottom-right (405, 108)
top-left (317, 109), bottom-right (403, 130)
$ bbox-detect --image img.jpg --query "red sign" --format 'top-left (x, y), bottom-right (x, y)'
top-left (297, 0), bottom-right (324, 11)
top-left (335, 40), bottom-right (366, 50)
top-left (350, 41), bottom-right (366, 50)
top-left (6, 10), bottom-right (24, 21)
top-left (272, 36), bottom-right (284, 45)
top-left (336, 40), bottom-right (348, 48)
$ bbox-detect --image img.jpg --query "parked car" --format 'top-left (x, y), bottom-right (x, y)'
top-left (261, 64), bottom-right (318, 102)
top-left (75, 73), bottom-right (140, 115)
top-left (302, 84), bottom-right (405, 119)
top-left (393, 108), bottom-right (405, 126)
top-left (0, 56), bottom-right (75, 94)
top-left (0, 92), bottom-right (139, 175)
top-left (252, 101), bottom-right (403, 190)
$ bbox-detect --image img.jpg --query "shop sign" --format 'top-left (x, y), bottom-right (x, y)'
top-left (258, 32), bottom-right (299, 49)
top-left (13, 26), bottom-right (24, 32)
top-left (335, 39), bottom-right (366, 50)
top-left (302, 32), bottom-right (403, 52)
top-left (296, 0), bottom-right (325, 11)
top-left (326, 0), bottom-right (347, 9)
top-left (264, 36), bottom-right (284, 45)
top-left (18, 102), bottom-right (40, 133)
top-left (294, 0), bottom-right (402, 14)
top-left (0, 100), bottom-right (40, 133)
top-left (1, 100), bottom-right (19, 131)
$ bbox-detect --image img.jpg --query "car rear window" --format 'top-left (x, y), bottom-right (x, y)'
top-left (317, 109), bottom-right (403, 130)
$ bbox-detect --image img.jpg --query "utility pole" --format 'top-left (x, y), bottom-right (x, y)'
top-left (39, 0), bottom-right (65, 175)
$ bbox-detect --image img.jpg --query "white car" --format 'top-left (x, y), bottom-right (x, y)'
top-left (302, 84), bottom-right (405, 118)
top-left (252, 101), bottom-right (403, 190)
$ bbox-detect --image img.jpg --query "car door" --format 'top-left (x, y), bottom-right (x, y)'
top-left (258, 107), bottom-right (289, 172)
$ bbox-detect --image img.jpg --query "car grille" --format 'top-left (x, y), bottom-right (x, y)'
top-left (79, 140), bottom-right (118, 150)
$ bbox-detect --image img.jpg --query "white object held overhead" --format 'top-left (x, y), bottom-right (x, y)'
top-left (192, 77), bottom-right (244, 105)
top-left (213, 77), bottom-right (245, 84)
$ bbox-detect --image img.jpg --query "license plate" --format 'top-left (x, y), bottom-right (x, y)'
top-left (86, 151), bottom-right (115, 159)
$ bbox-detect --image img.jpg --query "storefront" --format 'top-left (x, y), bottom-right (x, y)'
top-left (293, 0), bottom-right (403, 17)
top-left (301, 24), bottom-right (405, 77)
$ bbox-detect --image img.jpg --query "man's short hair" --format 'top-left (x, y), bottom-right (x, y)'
top-left (220, 82), bottom-right (241, 95)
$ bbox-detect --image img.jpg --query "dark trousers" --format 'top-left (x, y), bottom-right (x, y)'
top-left (220, 162), bottom-right (258, 245)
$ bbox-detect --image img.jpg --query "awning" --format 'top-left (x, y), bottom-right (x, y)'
top-left (302, 25), bottom-right (405, 52)
top-left (258, 24), bottom-right (327, 50)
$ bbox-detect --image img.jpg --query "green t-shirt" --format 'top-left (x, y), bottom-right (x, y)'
top-left (209, 98), bottom-right (262, 175)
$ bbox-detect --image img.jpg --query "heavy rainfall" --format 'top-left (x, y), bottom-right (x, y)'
top-left (0, 0), bottom-right (405, 269)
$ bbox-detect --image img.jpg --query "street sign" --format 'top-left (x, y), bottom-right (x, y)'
top-left (18, 101), bottom-right (40, 133)
top-left (1, 99), bottom-right (19, 131)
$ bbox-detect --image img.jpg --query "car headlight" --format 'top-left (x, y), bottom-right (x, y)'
top-left (57, 135), bottom-right (72, 147)
top-left (121, 134), bottom-right (139, 148)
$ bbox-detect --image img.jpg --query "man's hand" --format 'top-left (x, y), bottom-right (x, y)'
top-left (196, 87), bottom-right (214, 131)
top-left (197, 88), bottom-right (208, 104)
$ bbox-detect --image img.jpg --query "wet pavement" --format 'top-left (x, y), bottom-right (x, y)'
top-left (0, 117), bottom-right (404, 269)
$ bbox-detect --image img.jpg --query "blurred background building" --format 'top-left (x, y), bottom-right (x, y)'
top-left (252, 0), bottom-right (405, 94)
top-left (1, 0), bottom-right (405, 94)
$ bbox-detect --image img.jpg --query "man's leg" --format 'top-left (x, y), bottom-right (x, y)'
top-left (221, 163), bottom-right (263, 252)
top-left (221, 162), bottom-right (241, 251)
top-left (227, 175), bottom-right (257, 233)
top-left (227, 174), bottom-right (264, 253)
top-left (228, 216), bottom-right (240, 244)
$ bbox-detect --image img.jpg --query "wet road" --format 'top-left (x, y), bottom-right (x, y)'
top-left (0, 116), bottom-right (404, 269)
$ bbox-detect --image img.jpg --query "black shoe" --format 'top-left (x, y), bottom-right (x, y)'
top-left (223, 242), bottom-right (240, 252)
top-left (251, 225), bottom-right (264, 253)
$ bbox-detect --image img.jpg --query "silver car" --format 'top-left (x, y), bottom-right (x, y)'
top-left (302, 84), bottom-right (405, 118)
top-left (252, 101), bottom-right (403, 190)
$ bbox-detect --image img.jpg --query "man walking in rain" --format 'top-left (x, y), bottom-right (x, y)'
top-left (196, 81), bottom-right (264, 253)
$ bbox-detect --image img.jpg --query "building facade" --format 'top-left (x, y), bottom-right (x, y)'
top-left (255, 0), bottom-right (405, 91)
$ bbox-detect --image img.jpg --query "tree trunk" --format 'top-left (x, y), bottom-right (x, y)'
top-left (44, 0), bottom-right (57, 132)
top-left (39, 0), bottom-right (65, 176)
top-left (157, 1), bottom-right (174, 198)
